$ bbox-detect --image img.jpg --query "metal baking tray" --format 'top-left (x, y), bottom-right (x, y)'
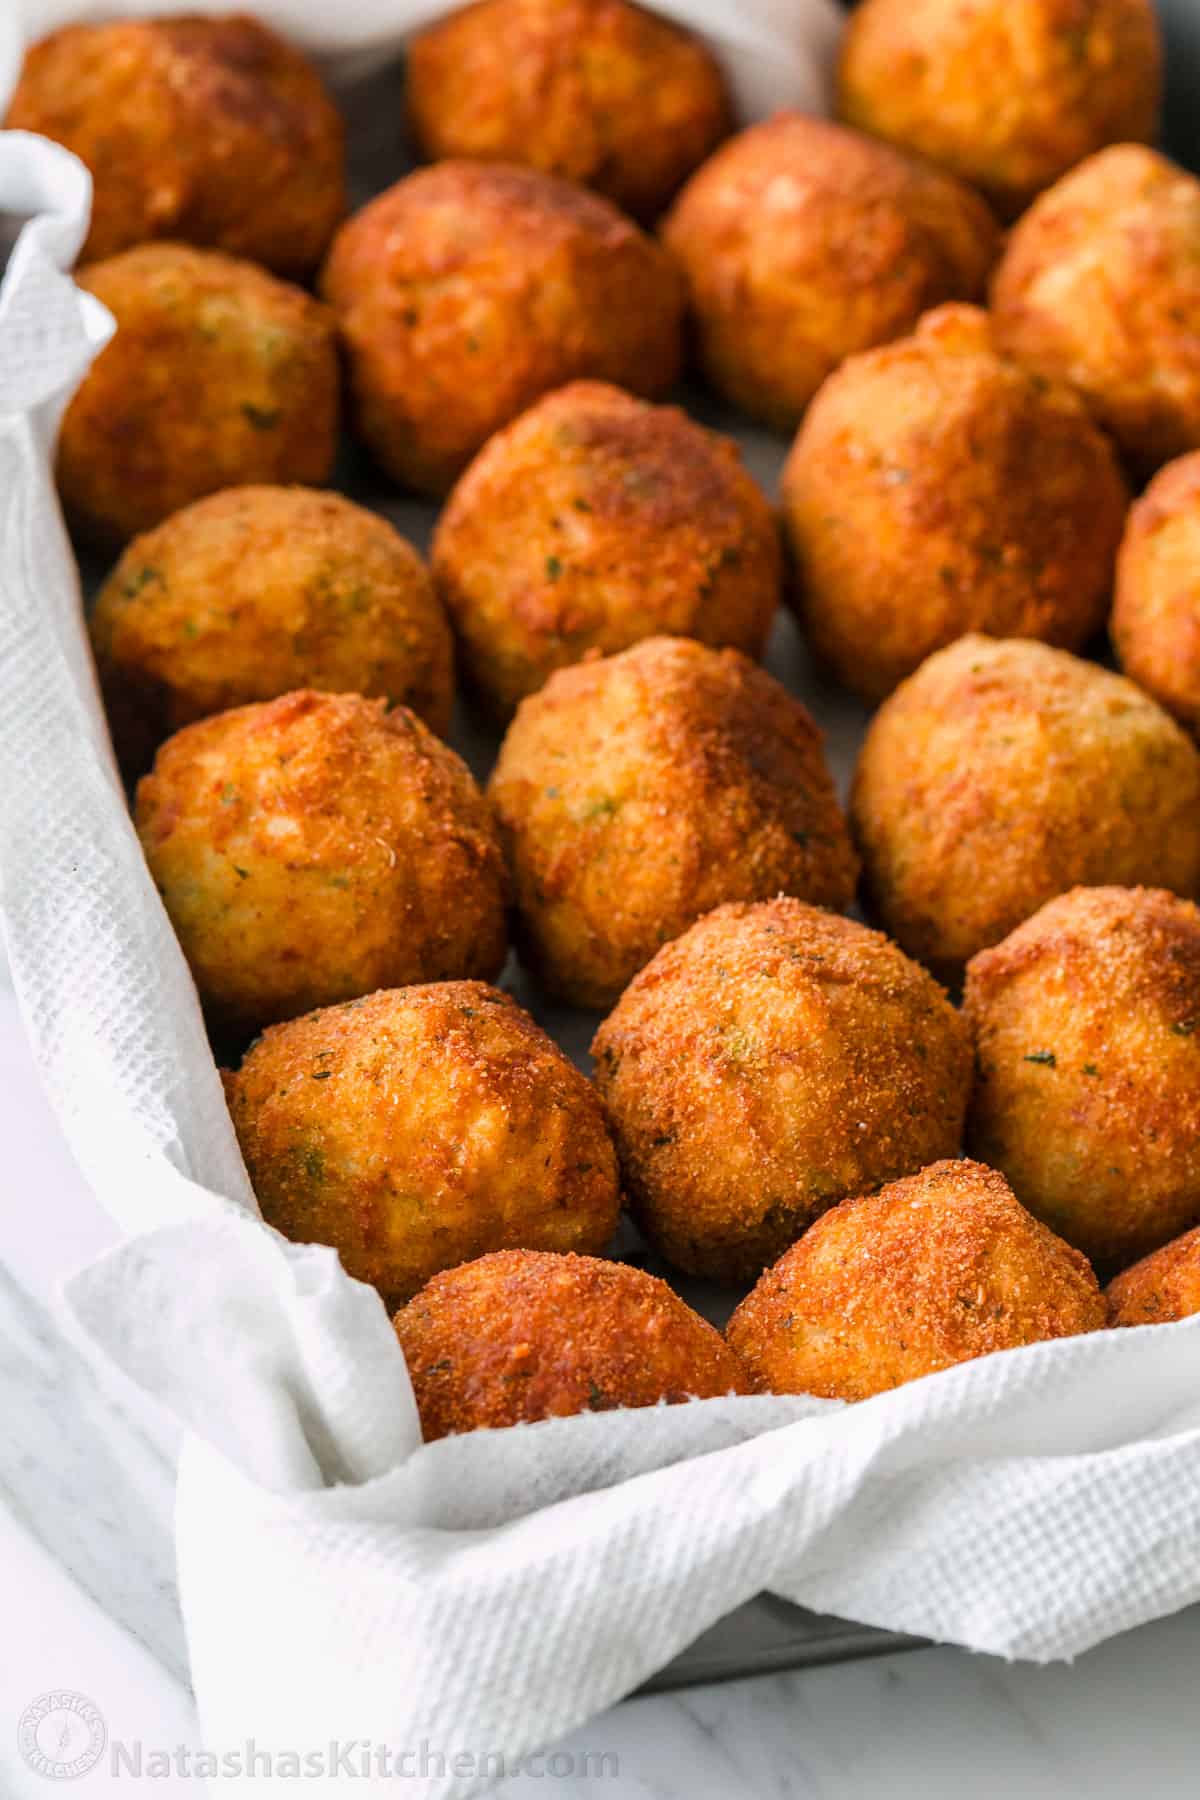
top-left (67, 0), bottom-right (1200, 1696)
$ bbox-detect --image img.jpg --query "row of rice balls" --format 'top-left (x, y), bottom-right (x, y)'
top-left (50, 108), bottom-right (1200, 736)
top-left (119, 602), bottom-right (1200, 1441)
top-left (16, 10), bottom-right (1200, 617)
top-left (224, 875), bottom-right (1200, 1441)
top-left (12, 0), bottom-right (1162, 263)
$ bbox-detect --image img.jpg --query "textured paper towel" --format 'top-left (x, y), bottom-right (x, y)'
top-left (3, 15), bottom-right (1200, 1800)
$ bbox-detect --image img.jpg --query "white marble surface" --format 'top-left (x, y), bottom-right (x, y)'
top-left (5, 965), bottom-right (1200, 1799)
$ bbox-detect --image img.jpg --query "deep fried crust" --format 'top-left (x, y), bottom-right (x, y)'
top-left (60, 244), bottom-right (338, 548)
top-left (660, 114), bottom-right (999, 433)
top-left (965, 886), bottom-right (1200, 1270)
top-left (228, 987), bottom-right (620, 1308)
top-left (781, 304), bottom-right (1129, 702)
top-left (393, 1249), bottom-right (751, 1437)
top-left (490, 637), bottom-right (858, 1007)
top-left (6, 15), bottom-right (345, 271)
top-left (320, 162), bottom-right (683, 495)
top-left (407, 0), bottom-right (731, 221)
top-left (92, 485), bottom-right (454, 774)
top-left (838, 0), bottom-right (1161, 221)
top-left (433, 381), bottom-right (780, 714)
top-left (136, 690), bottom-right (508, 1033)
top-left (592, 898), bottom-right (972, 1283)
top-left (1112, 450), bottom-right (1200, 736)
top-left (851, 635), bottom-right (1200, 977)
top-left (1107, 1223), bottom-right (1200, 1326)
top-left (991, 145), bottom-right (1200, 473)
top-left (727, 1159), bottom-right (1105, 1401)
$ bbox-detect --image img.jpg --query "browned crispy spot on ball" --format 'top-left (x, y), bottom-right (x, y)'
top-left (228, 988), bottom-right (620, 1309)
top-left (592, 898), bottom-right (972, 1284)
top-left (838, 0), bottom-right (1161, 221)
top-left (660, 114), bottom-right (999, 433)
top-left (6, 15), bottom-right (346, 272)
top-left (407, 0), bottom-right (731, 222)
top-left (781, 304), bottom-right (1129, 703)
top-left (393, 1249), bottom-right (751, 1437)
top-left (992, 146), bottom-right (1200, 474)
top-left (60, 245), bottom-right (339, 548)
top-left (319, 162), bottom-right (683, 495)
top-left (91, 485), bottom-right (454, 775)
top-left (964, 886), bottom-right (1200, 1271)
top-left (432, 380), bottom-right (781, 714)
top-left (1112, 450), bottom-right (1200, 737)
top-left (136, 690), bottom-right (507, 1034)
top-left (1107, 1223), bottom-right (1200, 1326)
top-left (490, 637), bottom-right (858, 1008)
top-left (851, 635), bottom-right (1200, 978)
top-left (727, 1159), bottom-right (1105, 1402)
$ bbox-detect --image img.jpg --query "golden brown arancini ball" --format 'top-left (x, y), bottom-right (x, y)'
top-left (406, 0), bottom-right (731, 222)
top-left (135, 690), bottom-right (507, 1034)
top-left (227, 986), bottom-right (620, 1309)
top-left (394, 1249), bottom-right (751, 1437)
top-left (726, 1159), bottom-right (1105, 1402)
top-left (5, 15), bottom-right (345, 272)
top-left (320, 162), bottom-right (683, 496)
top-left (490, 637), bottom-right (859, 1008)
top-left (851, 636), bottom-right (1200, 978)
top-left (991, 146), bottom-right (1200, 474)
top-left (965, 886), bottom-right (1200, 1271)
top-left (1107, 1224), bottom-right (1200, 1327)
top-left (659, 113), bottom-right (999, 434)
top-left (59, 245), bottom-right (338, 549)
top-left (432, 381), bottom-right (780, 714)
top-left (781, 304), bottom-right (1129, 702)
top-left (91, 486), bottom-right (454, 775)
top-left (592, 898), bottom-right (972, 1283)
top-left (1112, 452), bottom-right (1200, 736)
top-left (838, 0), bottom-right (1161, 222)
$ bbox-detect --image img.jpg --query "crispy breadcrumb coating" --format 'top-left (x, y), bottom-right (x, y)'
top-left (593, 898), bottom-right (972, 1283)
top-left (228, 986), bottom-right (620, 1308)
top-left (727, 1159), bottom-right (1105, 1401)
top-left (394, 1248), bottom-right (751, 1436)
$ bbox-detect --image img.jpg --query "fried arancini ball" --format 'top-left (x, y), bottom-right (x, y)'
top-left (5, 15), bottom-right (346, 273)
top-left (1112, 452), bottom-right (1200, 736)
top-left (59, 245), bottom-right (338, 548)
top-left (659, 114), bottom-right (999, 433)
top-left (406, 0), bottom-right (731, 222)
top-left (320, 162), bottom-right (683, 495)
top-left (592, 898), bottom-right (972, 1283)
top-left (227, 986), bottom-right (620, 1308)
top-left (851, 636), bottom-right (1200, 978)
top-left (726, 1159), bottom-right (1105, 1402)
top-left (136, 691), bottom-right (507, 1034)
top-left (965, 887), bottom-right (1200, 1271)
top-left (991, 146), bottom-right (1200, 474)
top-left (91, 486), bottom-right (454, 775)
top-left (838, 0), bottom-right (1161, 222)
top-left (393, 1249), bottom-right (751, 1437)
top-left (432, 382), bottom-right (780, 714)
top-left (1106, 1224), bottom-right (1200, 1327)
top-left (781, 305), bottom-right (1129, 702)
top-left (490, 637), bottom-right (859, 1008)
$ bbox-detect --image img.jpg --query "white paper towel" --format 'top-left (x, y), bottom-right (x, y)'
top-left (3, 12), bottom-right (1200, 1800)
